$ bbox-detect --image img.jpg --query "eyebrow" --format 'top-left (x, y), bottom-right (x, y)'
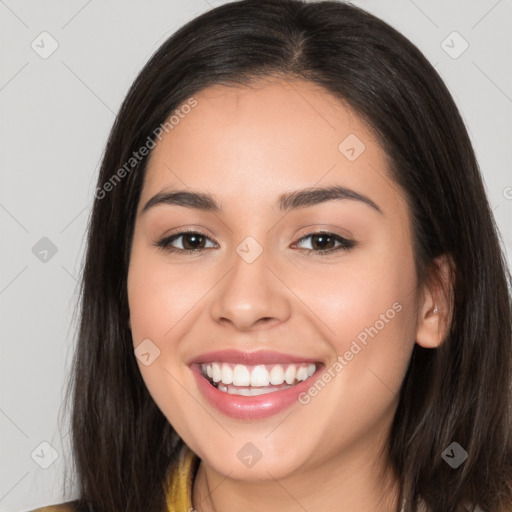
top-left (141, 185), bottom-right (383, 215)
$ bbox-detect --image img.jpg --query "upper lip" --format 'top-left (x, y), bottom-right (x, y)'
top-left (188, 349), bottom-right (321, 365)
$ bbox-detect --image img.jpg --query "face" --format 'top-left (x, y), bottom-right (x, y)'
top-left (127, 78), bottom-right (421, 482)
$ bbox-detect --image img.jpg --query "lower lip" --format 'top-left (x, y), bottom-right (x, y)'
top-left (190, 363), bottom-right (322, 420)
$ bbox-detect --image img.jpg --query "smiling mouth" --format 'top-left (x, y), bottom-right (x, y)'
top-left (200, 362), bottom-right (318, 396)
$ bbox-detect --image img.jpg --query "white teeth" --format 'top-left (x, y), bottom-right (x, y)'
top-left (284, 365), bottom-right (296, 384)
top-left (232, 364), bottom-right (251, 386)
top-left (201, 361), bottom-right (318, 392)
top-left (217, 383), bottom-right (292, 396)
top-left (221, 363), bottom-right (233, 385)
top-left (211, 363), bottom-right (222, 383)
top-left (250, 365), bottom-right (270, 387)
top-left (296, 366), bottom-right (308, 381)
top-left (269, 365), bottom-right (284, 385)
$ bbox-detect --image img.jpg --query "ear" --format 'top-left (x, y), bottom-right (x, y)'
top-left (415, 253), bottom-right (454, 349)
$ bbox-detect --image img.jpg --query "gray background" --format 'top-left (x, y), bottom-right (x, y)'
top-left (1, 0), bottom-right (511, 510)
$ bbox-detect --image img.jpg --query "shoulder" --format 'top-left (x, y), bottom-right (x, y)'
top-left (28, 501), bottom-right (77, 512)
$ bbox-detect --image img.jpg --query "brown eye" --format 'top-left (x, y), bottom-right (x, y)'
top-left (154, 231), bottom-right (216, 252)
top-left (154, 230), bottom-right (355, 255)
top-left (294, 232), bottom-right (355, 254)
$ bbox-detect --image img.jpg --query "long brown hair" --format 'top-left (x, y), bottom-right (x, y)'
top-left (62, 1), bottom-right (512, 510)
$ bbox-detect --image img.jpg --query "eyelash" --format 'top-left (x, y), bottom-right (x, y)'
top-left (153, 229), bottom-right (356, 255)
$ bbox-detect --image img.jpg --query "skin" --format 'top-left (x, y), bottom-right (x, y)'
top-left (127, 78), bottom-right (450, 512)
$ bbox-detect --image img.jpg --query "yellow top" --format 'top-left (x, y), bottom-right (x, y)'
top-left (28, 443), bottom-right (200, 512)
top-left (164, 443), bottom-right (200, 512)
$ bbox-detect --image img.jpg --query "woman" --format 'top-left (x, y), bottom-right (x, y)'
top-left (31, 0), bottom-right (512, 511)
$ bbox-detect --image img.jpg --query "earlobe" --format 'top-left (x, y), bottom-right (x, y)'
top-left (415, 297), bottom-right (442, 349)
top-left (415, 253), bottom-right (454, 349)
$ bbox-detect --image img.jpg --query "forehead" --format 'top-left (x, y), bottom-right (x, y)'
top-left (139, 79), bottom-right (401, 216)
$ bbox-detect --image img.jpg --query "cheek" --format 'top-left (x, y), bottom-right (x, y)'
top-left (280, 203), bottom-right (417, 331)
top-left (286, 248), bottom-right (418, 451)
top-left (126, 244), bottom-right (205, 429)
top-left (290, 241), bottom-right (419, 391)
top-left (331, 294), bottom-right (414, 399)
top-left (127, 245), bottom-right (206, 345)
top-left (126, 244), bottom-right (196, 404)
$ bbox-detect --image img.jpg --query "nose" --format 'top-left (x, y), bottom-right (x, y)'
top-left (209, 244), bottom-right (291, 331)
